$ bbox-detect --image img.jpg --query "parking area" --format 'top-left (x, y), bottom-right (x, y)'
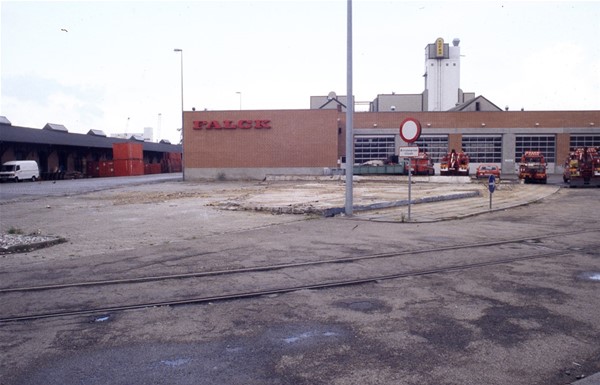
top-left (0, 174), bottom-right (599, 385)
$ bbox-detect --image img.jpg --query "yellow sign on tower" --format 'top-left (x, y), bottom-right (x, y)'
top-left (436, 37), bottom-right (444, 57)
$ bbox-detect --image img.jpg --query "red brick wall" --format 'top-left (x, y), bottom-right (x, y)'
top-left (351, 111), bottom-right (600, 129)
top-left (184, 109), bottom-right (339, 169)
top-left (448, 134), bottom-right (463, 153)
top-left (184, 109), bottom-right (599, 172)
top-left (556, 133), bottom-right (571, 165)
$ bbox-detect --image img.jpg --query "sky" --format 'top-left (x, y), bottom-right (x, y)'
top-left (1, 1), bottom-right (599, 144)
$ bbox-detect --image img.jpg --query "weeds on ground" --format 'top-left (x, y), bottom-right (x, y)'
top-left (7, 227), bottom-right (24, 235)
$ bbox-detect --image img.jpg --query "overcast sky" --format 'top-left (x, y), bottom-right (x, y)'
top-left (2, 1), bottom-right (599, 144)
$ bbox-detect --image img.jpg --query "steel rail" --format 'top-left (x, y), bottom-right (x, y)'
top-left (0, 249), bottom-right (575, 323)
top-left (1, 227), bottom-right (598, 294)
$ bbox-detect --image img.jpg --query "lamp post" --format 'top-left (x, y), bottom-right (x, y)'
top-left (345, 0), bottom-right (354, 216)
top-left (174, 48), bottom-right (184, 180)
top-left (236, 91), bottom-right (242, 110)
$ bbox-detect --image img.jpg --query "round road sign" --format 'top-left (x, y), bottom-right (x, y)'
top-left (400, 118), bottom-right (422, 143)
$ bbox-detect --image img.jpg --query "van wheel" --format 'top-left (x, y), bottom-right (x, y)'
top-left (14, 177), bottom-right (19, 183)
top-left (31, 176), bottom-right (37, 182)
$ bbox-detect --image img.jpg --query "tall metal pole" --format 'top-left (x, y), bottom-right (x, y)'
top-left (345, 0), bottom-right (354, 216)
top-left (236, 91), bottom-right (242, 110)
top-left (174, 48), bottom-right (184, 181)
top-left (408, 156), bottom-right (412, 221)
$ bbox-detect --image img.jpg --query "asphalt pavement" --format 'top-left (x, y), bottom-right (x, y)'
top-left (0, 173), bottom-right (598, 385)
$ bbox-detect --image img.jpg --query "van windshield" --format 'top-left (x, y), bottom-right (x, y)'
top-left (1, 165), bottom-right (16, 172)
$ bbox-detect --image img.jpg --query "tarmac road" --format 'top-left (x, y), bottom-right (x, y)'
top-left (0, 175), bottom-right (599, 385)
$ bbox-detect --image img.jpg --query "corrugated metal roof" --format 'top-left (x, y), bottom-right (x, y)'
top-left (0, 123), bottom-right (181, 153)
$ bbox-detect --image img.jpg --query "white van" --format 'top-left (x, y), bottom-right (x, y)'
top-left (0, 160), bottom-right (40, 182)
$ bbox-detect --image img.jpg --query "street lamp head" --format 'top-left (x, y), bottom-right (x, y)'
top-left (174, 48), bottom-right (182, 52)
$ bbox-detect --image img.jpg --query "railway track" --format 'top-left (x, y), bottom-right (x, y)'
top-left (1, 228), bottom-right (598, 323)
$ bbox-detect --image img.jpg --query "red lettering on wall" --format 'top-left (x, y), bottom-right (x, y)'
top-left (238, 120), bottom-right (253, 129)
top-left (192, 119), bottom-right (272, 131)
top-left (222, 120), bottom-right (237, 129)
top-left (254, 120), bottom-right (271, 129)
top-left (193, 121), bottom-right (207, 130)
top-left (207, 121), bottom-right (222, 129)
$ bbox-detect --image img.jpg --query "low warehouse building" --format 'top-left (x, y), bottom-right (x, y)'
top-left (0, 119), bottom-right (182, 179)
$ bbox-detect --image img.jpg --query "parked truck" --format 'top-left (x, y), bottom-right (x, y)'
top-left (440, 149), bottom-right (469, 176)
top-left (562, 147), bottom-right (600, 187)
top-left (406, 152), bottom-right (435, 175)
top-left (518, 151), bottom-right (547, 184)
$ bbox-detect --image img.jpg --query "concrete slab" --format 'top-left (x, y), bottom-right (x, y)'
top-left (213, 178), bottom-right (560, 222)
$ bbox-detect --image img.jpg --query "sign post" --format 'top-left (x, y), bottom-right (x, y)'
top-left (488, 174), bottom-right (496, 210)
top-left (399, 118), bottom-right (422, 221)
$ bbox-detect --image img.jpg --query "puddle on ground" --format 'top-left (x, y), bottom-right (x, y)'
top-left (333, 298), bottom-right (391, 313)
top-left (577, 272), bottom-right (600, 282)
top-left (160, 358), bottom-right (192, 367)
top-left (14, 322), bottom-right (351, 385)
top-left (91, 314), bottom-right (111, 323)
top-left (225, 346), bottom-right (244, 353)
top-left (283, 331), bottom-right (338, 344)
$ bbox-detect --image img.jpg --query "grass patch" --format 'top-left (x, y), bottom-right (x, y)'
top-left (7, 227), bottom-right (24, 235)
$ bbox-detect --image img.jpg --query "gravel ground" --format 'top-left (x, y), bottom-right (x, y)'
top-left (0, 233), bottom-right (65, 254)
top-left (1, 177), bottom-right (599, 385)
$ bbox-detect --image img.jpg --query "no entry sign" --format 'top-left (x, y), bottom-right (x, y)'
top-left (400, 118), bottom-right (422, 143)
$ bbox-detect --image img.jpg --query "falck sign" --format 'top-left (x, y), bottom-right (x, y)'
top-left (192, 120), bottom-right (272, 130)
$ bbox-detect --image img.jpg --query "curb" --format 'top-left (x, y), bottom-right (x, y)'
top-left (353, 185), bottom-right (562, 223)
top-left (0, 237), bottom-right (67, 255)
top-left (265, 174), bottom-right (473, 184)
top-left (324, 190), bottom-right (482, 217)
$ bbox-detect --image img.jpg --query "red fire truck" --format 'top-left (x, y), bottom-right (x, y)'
top-left (440, 149), bottom-right (470, 176)
top-left (518, 151), bottom-right (547, 184)
top-left (563, 147), bottom-right (600, 187)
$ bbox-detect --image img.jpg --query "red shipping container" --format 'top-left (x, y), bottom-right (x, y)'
top-left (99, 161), bottom-right (114, 177)
top-left (165, 152), bottom-right (182, 161)
top-left (144, 163), bottom-right (161, 175)
top-left (170, 159), bottom-right (182, 173)
top-left (113, 143), bottom-right (143, 160)
top-left (164, 160), bottom-right (181, 173)
top-left (86, 161), bottom-right (99, 177)
top-left (114, 159), bottom-right (144, 176)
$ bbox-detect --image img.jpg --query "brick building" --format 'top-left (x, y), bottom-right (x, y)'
top-left (183, 37), bottom-right (599, 181)
top-left (183, 108), bottom-right (600, 180)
